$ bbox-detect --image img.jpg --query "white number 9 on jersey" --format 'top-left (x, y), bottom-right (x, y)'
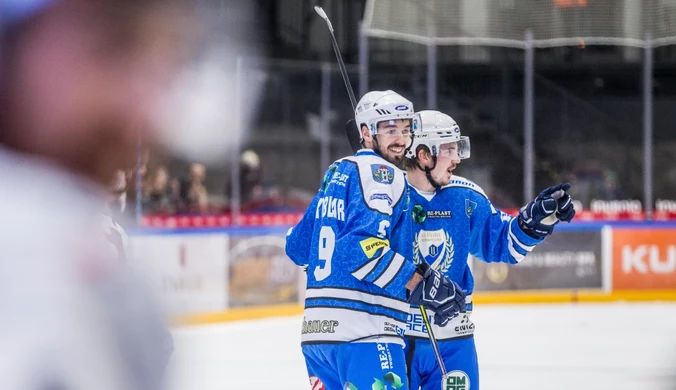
top-left (314, 226), bottom-right (335, 281)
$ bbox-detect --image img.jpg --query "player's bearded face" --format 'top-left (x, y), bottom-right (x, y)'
top-left (428, 142), bottom-right (461, 185)
top-left (374, 119), bottom-right (412, 168)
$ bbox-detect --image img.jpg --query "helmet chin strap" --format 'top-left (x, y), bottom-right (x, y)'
top-left (414, 155), bottom-right (442, 189)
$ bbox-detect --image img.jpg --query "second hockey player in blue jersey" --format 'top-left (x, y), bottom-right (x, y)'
top-left (286, 92), bottom-right (466, 390)
top-left (402, 110), bottom-right (576, 390)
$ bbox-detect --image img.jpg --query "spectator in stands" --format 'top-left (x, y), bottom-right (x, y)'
top-left (168, 177), bottom-right (185, 213)
top-left (568, 162), bottom-right (628, 208)
top-left (240, 149), bottom-right (264, 204)
top-left (143, 166), bottom-right (173, 214)
top-left (182, 162), bottom-right (209, 213)
top-left (600, 169), bottom-right (627, 200)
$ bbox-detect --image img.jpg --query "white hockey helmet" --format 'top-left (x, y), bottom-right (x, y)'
top-left (406, 110), bottom-right (470, 160)
top-left (355, 90), bottom-right (420, 139)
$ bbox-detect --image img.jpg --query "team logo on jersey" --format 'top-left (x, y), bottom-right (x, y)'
top-left (465, 199), bottom-right (477, 217)
top-left (371, 164), bottom-right (394, 184)
top-left (443, 370), bottom-right (470, 390)
top-left (412, 229), bottom-right (454, 273)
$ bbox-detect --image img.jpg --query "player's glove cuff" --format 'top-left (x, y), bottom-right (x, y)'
top-left (408, 263), bottom-right (467, 326)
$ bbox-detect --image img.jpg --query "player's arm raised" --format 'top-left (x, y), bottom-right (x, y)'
top-left (467, 182), bottom-right (576, 264)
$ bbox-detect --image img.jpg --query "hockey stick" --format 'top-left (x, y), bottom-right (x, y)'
top-left (313, 6), bottom-right (362, 153)
top-left (314, 6), bottom-right (357, 109)
top-left (419, 307), bottom-right (448, 377)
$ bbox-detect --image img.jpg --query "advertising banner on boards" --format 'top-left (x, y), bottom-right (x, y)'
top-left (130, 234), bottom-right (229, 315)
top-left (228, 235), bottom-right (302, 307)
top-left (612, 228), bottom-right (676, 290)
top-left (474, 230), bottom-right (603, 291)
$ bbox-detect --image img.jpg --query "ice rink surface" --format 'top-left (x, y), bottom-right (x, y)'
top-left (167, 303), bottom-right (676, 390)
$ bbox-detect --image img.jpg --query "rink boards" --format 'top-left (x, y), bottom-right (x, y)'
top-left (128, 222), bottom-right (676, 325)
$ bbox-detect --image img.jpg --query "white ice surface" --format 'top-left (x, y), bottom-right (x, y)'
top-left (167, 303), bottom-right (676, 390)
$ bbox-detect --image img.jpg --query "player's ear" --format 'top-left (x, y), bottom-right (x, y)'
top-left (360, 124), bottom-right (370, 141)
top-left (416, 147), bottom-right (431, 164)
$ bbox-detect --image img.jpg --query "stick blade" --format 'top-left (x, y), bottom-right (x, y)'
top-left (314, 6), bottom-right (327, 19)
top-left (313, 5), bottom-right (333, 31)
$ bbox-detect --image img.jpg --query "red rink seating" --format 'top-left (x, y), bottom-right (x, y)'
top-left (141, 210), bottom-right (676, 228)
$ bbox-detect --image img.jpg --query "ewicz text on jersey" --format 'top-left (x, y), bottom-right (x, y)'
top-left (286, 149), bottom-right (418, 346)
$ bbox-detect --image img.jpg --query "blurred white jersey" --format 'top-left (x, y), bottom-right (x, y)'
top-left (101, 209), bottom-right (174, 390)
top-left (0, 147), bottom-right (136, 390)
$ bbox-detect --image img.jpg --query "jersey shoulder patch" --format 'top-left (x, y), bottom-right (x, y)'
top-left (344, 153), bottom-right (406, 215)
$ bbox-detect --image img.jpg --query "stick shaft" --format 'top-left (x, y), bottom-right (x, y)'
top-left (419, 307), bottom-right (447, 376)
top-left (315, 6), bottom-right (357, 109)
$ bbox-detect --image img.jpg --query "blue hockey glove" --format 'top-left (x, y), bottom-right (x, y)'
top-left (556, 192), bottom-right (576, 223)
top-left (408, 262), bottom-right (466, 327)
top-left (519, 183), bottom-right (572, 238)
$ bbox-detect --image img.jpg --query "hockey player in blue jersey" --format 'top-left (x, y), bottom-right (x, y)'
top-left (286, 92), bottom-right (467, 390)
top-left (402, 110), bottom-right (576, 390)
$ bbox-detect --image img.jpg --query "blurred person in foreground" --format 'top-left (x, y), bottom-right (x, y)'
top-left (0, 0), bottom-right (196, 389)
top-left (104, 170), bottom-right (174, 390)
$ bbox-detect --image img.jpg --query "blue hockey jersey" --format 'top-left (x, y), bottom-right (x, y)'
top-left (286, 149), bottom-right (417, 346)
top-left (406, 176), bottom-right (542, 341)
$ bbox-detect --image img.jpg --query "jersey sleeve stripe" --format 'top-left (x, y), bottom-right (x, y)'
top-left (374, 253), bottom-right (406, 289)
top-left (367, 250), bottom-right (395, 283)
top-left (351, 247), bottom-right (390, 281)
top-left (509, 236), bottom-right (529, 257)
top-left (509, 219), bottom-right (536, 251)
top-left (507, 239), bottom-right (526, 262)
